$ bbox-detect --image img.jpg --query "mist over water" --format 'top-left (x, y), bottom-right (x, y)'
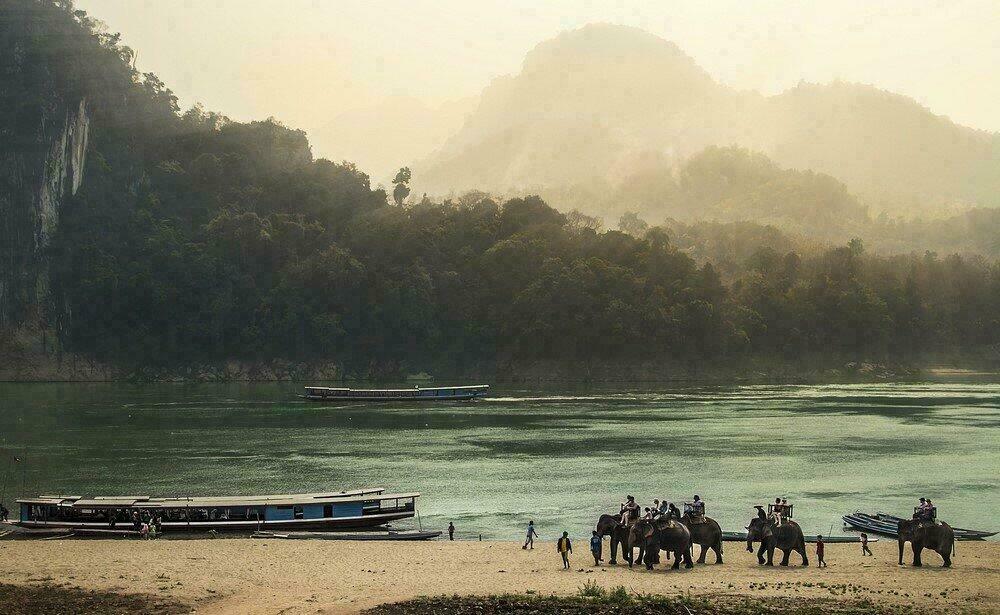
top-left (1, 381), bottom-right (997, 540)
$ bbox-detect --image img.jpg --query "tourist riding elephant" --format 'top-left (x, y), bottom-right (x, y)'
top-left (679, 514), bottom-right (724, 564)
top-left (898, 519), bottom-right (954, 567)
top-left (595, 513), bottom-right (632, 565)
top-left (745, 514), bottom-right (808, 566)
top-left (628, 517), bottom-right (694, 570)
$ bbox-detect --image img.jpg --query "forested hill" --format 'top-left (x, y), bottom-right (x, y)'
top-left (1, 1), bottom-right (998, 380)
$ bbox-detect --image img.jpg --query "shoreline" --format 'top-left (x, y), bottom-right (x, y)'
top-left (1, 365), bottom-right (998, 384)
top-left (0, 538), bottom-right (996, 614)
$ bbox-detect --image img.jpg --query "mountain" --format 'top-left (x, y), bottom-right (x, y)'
top-left (309, 95), bottom-right (476, 187)
top-left (415, 24), bottom-right (1000, 219)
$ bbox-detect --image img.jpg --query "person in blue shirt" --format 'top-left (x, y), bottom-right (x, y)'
top-left (523, 520), bottom-right (539, 549)
top-left (590, 530), bottom-right (602, 566)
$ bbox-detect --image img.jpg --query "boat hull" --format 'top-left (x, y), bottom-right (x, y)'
top-left (301, 384), bottom-right (490, 402)
top-left (14, 510), bottom-right (412, 532)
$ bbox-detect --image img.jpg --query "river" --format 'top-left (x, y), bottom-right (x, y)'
top-left (1, 381), bottom-right (997, 539)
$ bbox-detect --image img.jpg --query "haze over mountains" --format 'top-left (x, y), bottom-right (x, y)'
top-left (412, 24), bottom-right (1000, 222)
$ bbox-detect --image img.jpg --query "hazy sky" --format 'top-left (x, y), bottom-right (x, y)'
top-left (76, 0), bottom-right (1000, 148)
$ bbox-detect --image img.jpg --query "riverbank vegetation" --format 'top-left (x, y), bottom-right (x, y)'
top-left (367, 588), bottom-right (934, 615)
top-left (0, 583), bottom-right (189, 615)
top-left (3, 2), bottom-right (999, 379)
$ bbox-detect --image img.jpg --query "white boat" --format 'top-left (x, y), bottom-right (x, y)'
top-left (14, 488), bottom-right (421, 532)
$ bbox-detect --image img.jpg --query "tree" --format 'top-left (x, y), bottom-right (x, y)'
top-left (618, 211), bottom-right (649, 237)
top-left (392, 167), bottom-right (412, 206)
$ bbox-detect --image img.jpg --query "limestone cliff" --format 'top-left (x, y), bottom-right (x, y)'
top-left (1, 1), bottom-right (92, 330)
top-left (0, 96), bottom-right (89, 329)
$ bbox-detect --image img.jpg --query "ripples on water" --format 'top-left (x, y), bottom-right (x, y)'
top-left (0, 381), bottom-right (997, 539)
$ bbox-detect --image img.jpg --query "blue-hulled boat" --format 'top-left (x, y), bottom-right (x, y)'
top-left (842, 511), bottom-right (997, 540)
top-left (301, 384), bottom-right (489, 401)
top-left (14, 488), bottom-right (421, 532)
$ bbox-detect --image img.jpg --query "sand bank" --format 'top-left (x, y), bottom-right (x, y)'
top-left (0, 538), bottom-right (996, 614)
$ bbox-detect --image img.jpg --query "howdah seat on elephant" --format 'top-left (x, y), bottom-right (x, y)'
top-left (913, 506), bottom-right (937, 525)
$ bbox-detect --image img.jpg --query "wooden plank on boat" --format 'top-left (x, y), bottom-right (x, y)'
top-left (252, 530), bottom-right (442, 541)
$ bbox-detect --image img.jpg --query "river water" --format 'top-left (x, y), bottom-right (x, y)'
top-left (1, 381), bottom-right (997, 540)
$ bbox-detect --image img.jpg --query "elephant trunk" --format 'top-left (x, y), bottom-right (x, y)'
top-left (746, 536), bottom-right (753, 553)
top-left (897, 538), bottom-right (905, 565)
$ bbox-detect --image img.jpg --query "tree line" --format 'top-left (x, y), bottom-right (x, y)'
top-left (6, 1), bottom-right (1000, 376)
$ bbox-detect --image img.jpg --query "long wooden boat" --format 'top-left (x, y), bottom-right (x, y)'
top-left (14, 488), bottom-right (421, 532)
top-left (301, 384), bottom-right (489, 402)
top-left (842, 511), bottom-right (997, 540)
top-left (252, 529), bottom-right (442, 541)
top-left (722, 531), bottom-right (876, 543)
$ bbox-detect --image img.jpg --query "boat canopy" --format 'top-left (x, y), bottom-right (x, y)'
top-left (18, 491), bottom-right (417, 510)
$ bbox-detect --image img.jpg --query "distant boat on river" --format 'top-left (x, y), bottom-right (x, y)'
top-left (301, 384), bottom-right (490, 401)
top-left (13, 488), bottom-right (421, 532)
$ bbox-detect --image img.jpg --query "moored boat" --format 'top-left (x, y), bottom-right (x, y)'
top-left (301, 384), bottom-right (489, 401)
top-left (842, 511), bottom-right (997, 540)
top-left (14, 489), bottom-right (421, 532)
top-left (722, 531), bottom-right (875, 543)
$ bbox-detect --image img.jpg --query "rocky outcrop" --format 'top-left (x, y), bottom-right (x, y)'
top-left (0, 96), bottom-right (89, 329)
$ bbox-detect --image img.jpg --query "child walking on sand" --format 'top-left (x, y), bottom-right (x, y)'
top-left (861, 533), bottom-right (873, 556)
top-left (557, 531), bottom-right (572, 569)
top-left (523, 520), bottom-right (539, 549)
top-left (590, 530), bottom-right (602, 566)
top-left (816, 535), bottom-right (827, 567)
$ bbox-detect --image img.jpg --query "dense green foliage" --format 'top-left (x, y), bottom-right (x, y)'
top-left (4, 2), bottom-right (999, 376)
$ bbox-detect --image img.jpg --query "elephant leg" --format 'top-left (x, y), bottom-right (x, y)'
top-left (766, 545), bottom-right (775, 566)
top-left (756, 542), bottom-right (766, 565)
top-left (671, 549), bottom-right (681, 569)
top-left (800, 543), bottom-right (809, 566)
top-left (697, 543), bottom-right (707, 564)
top-left (942, 549), bottom-right (952, 568)
top-left (714, 543), bottom-right (724, 564)
top-left (685, 546), bottom-right (694, 569)
top-left (609, 535), bottom-right (617, 565)
top-left (780, 548), bottom-right (791, 566)
top-left (913, 545), bottom-right (922, 567)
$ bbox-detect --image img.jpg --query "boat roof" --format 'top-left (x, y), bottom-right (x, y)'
top-left (17, 488), bottom-right (404, 508)
top-left (305, 384), bottom-right (489, 392)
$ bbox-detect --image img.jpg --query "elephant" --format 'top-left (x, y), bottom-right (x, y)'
top-left (628, 517), bottom-right (694, 570)
top-left (898, 519), bottom-right (954, 567)
top-left (745, 514), bottom-right (808, 566)
top-left (595, 513), bottom-right (631, 565)
top-left (678, 514), bottom-right (724, 564)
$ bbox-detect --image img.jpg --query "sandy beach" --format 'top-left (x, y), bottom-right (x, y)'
top-left (1, 537), bottom-right (997, 614)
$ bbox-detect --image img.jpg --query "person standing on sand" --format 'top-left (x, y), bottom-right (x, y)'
top-left (557, 531), bottom-right (572, 569)
top-left (448, 522), bottom-right (455, 541)
top-left (816, 535), bottom-right (827, 567)
top-left (590, 530), bottom-right (602, 566)
top-left (861, 533), bottom-right (873, 556)
top-left (523, 520), bottom-right (539, 549)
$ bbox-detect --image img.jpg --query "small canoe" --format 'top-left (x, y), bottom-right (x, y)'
top-left (842, 512), bottom-right (997, 540)
top-left (252, 529), bottom-right (442, 541)
top-left (722, 531), bottom-right (875, 543)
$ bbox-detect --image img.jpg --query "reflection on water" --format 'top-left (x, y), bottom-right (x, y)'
top-left (0, 381), bottom-right (997, 539)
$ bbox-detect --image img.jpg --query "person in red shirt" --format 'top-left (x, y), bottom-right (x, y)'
top-left (816, 535), bottom-right (827, 567)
